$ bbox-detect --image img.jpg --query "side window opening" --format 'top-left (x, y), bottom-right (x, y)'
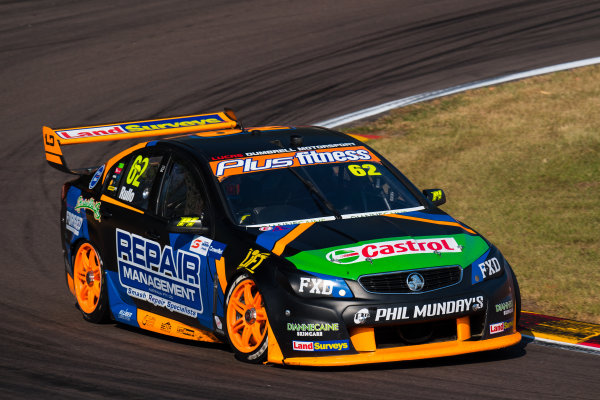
top-left (116, 153), bottom-right (163, 210)
top-left (160, 159), bottom-right (205, 220)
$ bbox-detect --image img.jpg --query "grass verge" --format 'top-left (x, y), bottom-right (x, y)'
top-left (347, 65), bottom-right (600, 323)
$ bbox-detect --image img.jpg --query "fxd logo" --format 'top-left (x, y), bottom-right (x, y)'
top-left (299, 277), bottom-right (334, 295)
top-left (478, 257), bottom-right (501, 279)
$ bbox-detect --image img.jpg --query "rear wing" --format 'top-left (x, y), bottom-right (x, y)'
top-left (42, 109), bottom-right (239, 174)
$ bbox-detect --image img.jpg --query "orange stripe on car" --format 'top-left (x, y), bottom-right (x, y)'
top-left (100, 194), bottom-right (144, 214)
top-left (385, 214), bottom-right (476, 235)
top-left (271, 223), bottom-right (314, 255)
top-left (215, 257), bottom-right (228, 293)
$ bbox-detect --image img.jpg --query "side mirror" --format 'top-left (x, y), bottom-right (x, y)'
top-left (423, 189), bottom-right (446, 207)
top-left (167, 214), bottom-right (210, 234)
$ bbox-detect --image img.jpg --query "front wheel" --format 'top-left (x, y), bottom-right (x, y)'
top-left (73, 242), bottom-right (109, 323)
top-left (225, 274), bottom-right (269, 363)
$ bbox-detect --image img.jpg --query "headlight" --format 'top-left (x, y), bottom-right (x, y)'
top-left (289, 270), bottom-right (354, 299)
top-left (471, 247), bottom-right (505, 284)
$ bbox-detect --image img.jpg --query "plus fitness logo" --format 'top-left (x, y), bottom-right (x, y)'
top-left (326, 237), bottom-right (462, 264)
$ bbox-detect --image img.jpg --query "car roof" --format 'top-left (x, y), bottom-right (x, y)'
top-left (165, 126), bottom-right (358, 160)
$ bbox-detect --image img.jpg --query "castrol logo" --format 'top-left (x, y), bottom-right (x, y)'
top-left (326, 237), bottom-right (461, 264)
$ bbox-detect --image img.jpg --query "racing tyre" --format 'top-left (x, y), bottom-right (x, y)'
top-left (225, 273), bottom-right (269, 363)
top-left (73, 242), bottom-right (109, 323)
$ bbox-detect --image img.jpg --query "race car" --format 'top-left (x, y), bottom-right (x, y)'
top-left (42, 110), bottom-right (521, 366)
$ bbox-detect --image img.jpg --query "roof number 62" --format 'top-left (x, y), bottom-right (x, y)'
top-left (348, 164), bottom-right (381, 177)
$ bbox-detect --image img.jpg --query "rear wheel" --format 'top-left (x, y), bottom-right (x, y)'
top-left (225, 274), bottom-right (268, 363)
top-left (73, 242), bottom-right (109, 323)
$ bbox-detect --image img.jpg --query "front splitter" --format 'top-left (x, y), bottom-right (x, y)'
top-left (268, 331), bottom-right (522, 367)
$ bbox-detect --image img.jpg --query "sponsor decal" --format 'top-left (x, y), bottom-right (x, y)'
top-left (107, 162), bottom-right (126, 193)
top-left (89, 164), bottom-right (105, 189)
top-left (177, 326), bottom-right (195, 337)
top-left (55, 115), bottom-right (225, 139)
top-left (354, 308), bottom-right (370, 325)
top-left (142, 315), bottom-right (155, 327)
top-left (327, 249), bottom-right (361, 264)
top-left (116, 229), bottom-right (203, 318)
top-left (117, 309), bottom-right (133, 321)
top-left (495, 299), bottom-right (514, 315)
top-left (299, 277), bottom-right (335, 295)
top-left (245, 142), bottom-right (356, 157)
top-left (293, 341), bottom-right (314, 351)
top-left (178, 217), bottom-right (200, 227)
top-left (295, 272), bottom-right (352, 298)
top-left (287, 323), bottom-right (339, 337)
top-left (327, 237), bottom-right (461, 264)
top-left (65, 210), bottom-right (83, 235)
top-left (478, 257), bottom-right (501, 279)
top-left (211, 153), bottom-right (244, 161)
top-left (56, 125), bottom-right (125, 140)
top-left (207, 241), bottom-right (226, 260)
top-left (118, 186), bottom-right (135, 202)
top-left (189, 236), bottom-right (226, 260)
top-left (190, 236), bottom-right (211, 256)
top-left (430, 190), bottom-right (443, 202)
top-left (489, 320), bottom-right (513, 335)
top-left (489, 322), bottom-right (504, 334)
top-left (210, 146), bottom-right (379, 179)
top-left (373, 296), bottom-right (485, 322)
top-left (74, 196), bottom-right (101, 221)
top-left (238, 248), bottom-right (270, 273)
top-left (292, 340), bottom-right (350, 352)
top-left (160, 321), bottom-right (172, 333)
top-left (258, 225), bottom-right (291, 232)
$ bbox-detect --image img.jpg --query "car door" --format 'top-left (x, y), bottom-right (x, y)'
top-left (152, 152), bottom-right (222, 332)
top-left (99, 146), bottom-right (169, 326)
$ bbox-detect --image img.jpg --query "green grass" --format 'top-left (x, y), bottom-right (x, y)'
top-left (347, 65), bottom-right (600, 323)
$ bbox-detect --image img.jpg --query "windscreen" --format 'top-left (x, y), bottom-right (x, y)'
top-left (210, 145), bottom-right (422, 226)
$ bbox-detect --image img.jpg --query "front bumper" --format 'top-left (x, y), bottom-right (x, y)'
top-left (267, 315), bottom-right (521, 366)
top-left (263, 260), bottom-right (520, 366)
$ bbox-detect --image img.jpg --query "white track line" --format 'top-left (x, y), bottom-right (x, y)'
top-left (316, 57), bottom-right (600, 128)
top-left (521, 334), bottom-right (600, 356)
top-left (318, 56), bottom-right (600, 354)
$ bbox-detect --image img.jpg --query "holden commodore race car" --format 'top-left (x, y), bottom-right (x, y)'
top-left (42, 110), bottom-right (521, 366)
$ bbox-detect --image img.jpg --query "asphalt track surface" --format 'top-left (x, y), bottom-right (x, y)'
top-left (1, 1), bottom-right (599, 398)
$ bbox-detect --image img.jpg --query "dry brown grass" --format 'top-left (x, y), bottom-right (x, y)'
top-left (348, 65), bottom-right (600, 323)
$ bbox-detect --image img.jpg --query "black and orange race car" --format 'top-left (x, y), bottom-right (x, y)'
top-left (43, 110), bottom-right (521, 366)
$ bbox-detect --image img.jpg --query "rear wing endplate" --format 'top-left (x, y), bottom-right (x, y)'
top-left (42, 109), bottom-right (239, 174)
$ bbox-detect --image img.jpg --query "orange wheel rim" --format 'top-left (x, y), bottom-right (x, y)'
top-left (73, 243), bottom-right (102, 314)
top-left (227, 279), bottom-right (267, 353)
